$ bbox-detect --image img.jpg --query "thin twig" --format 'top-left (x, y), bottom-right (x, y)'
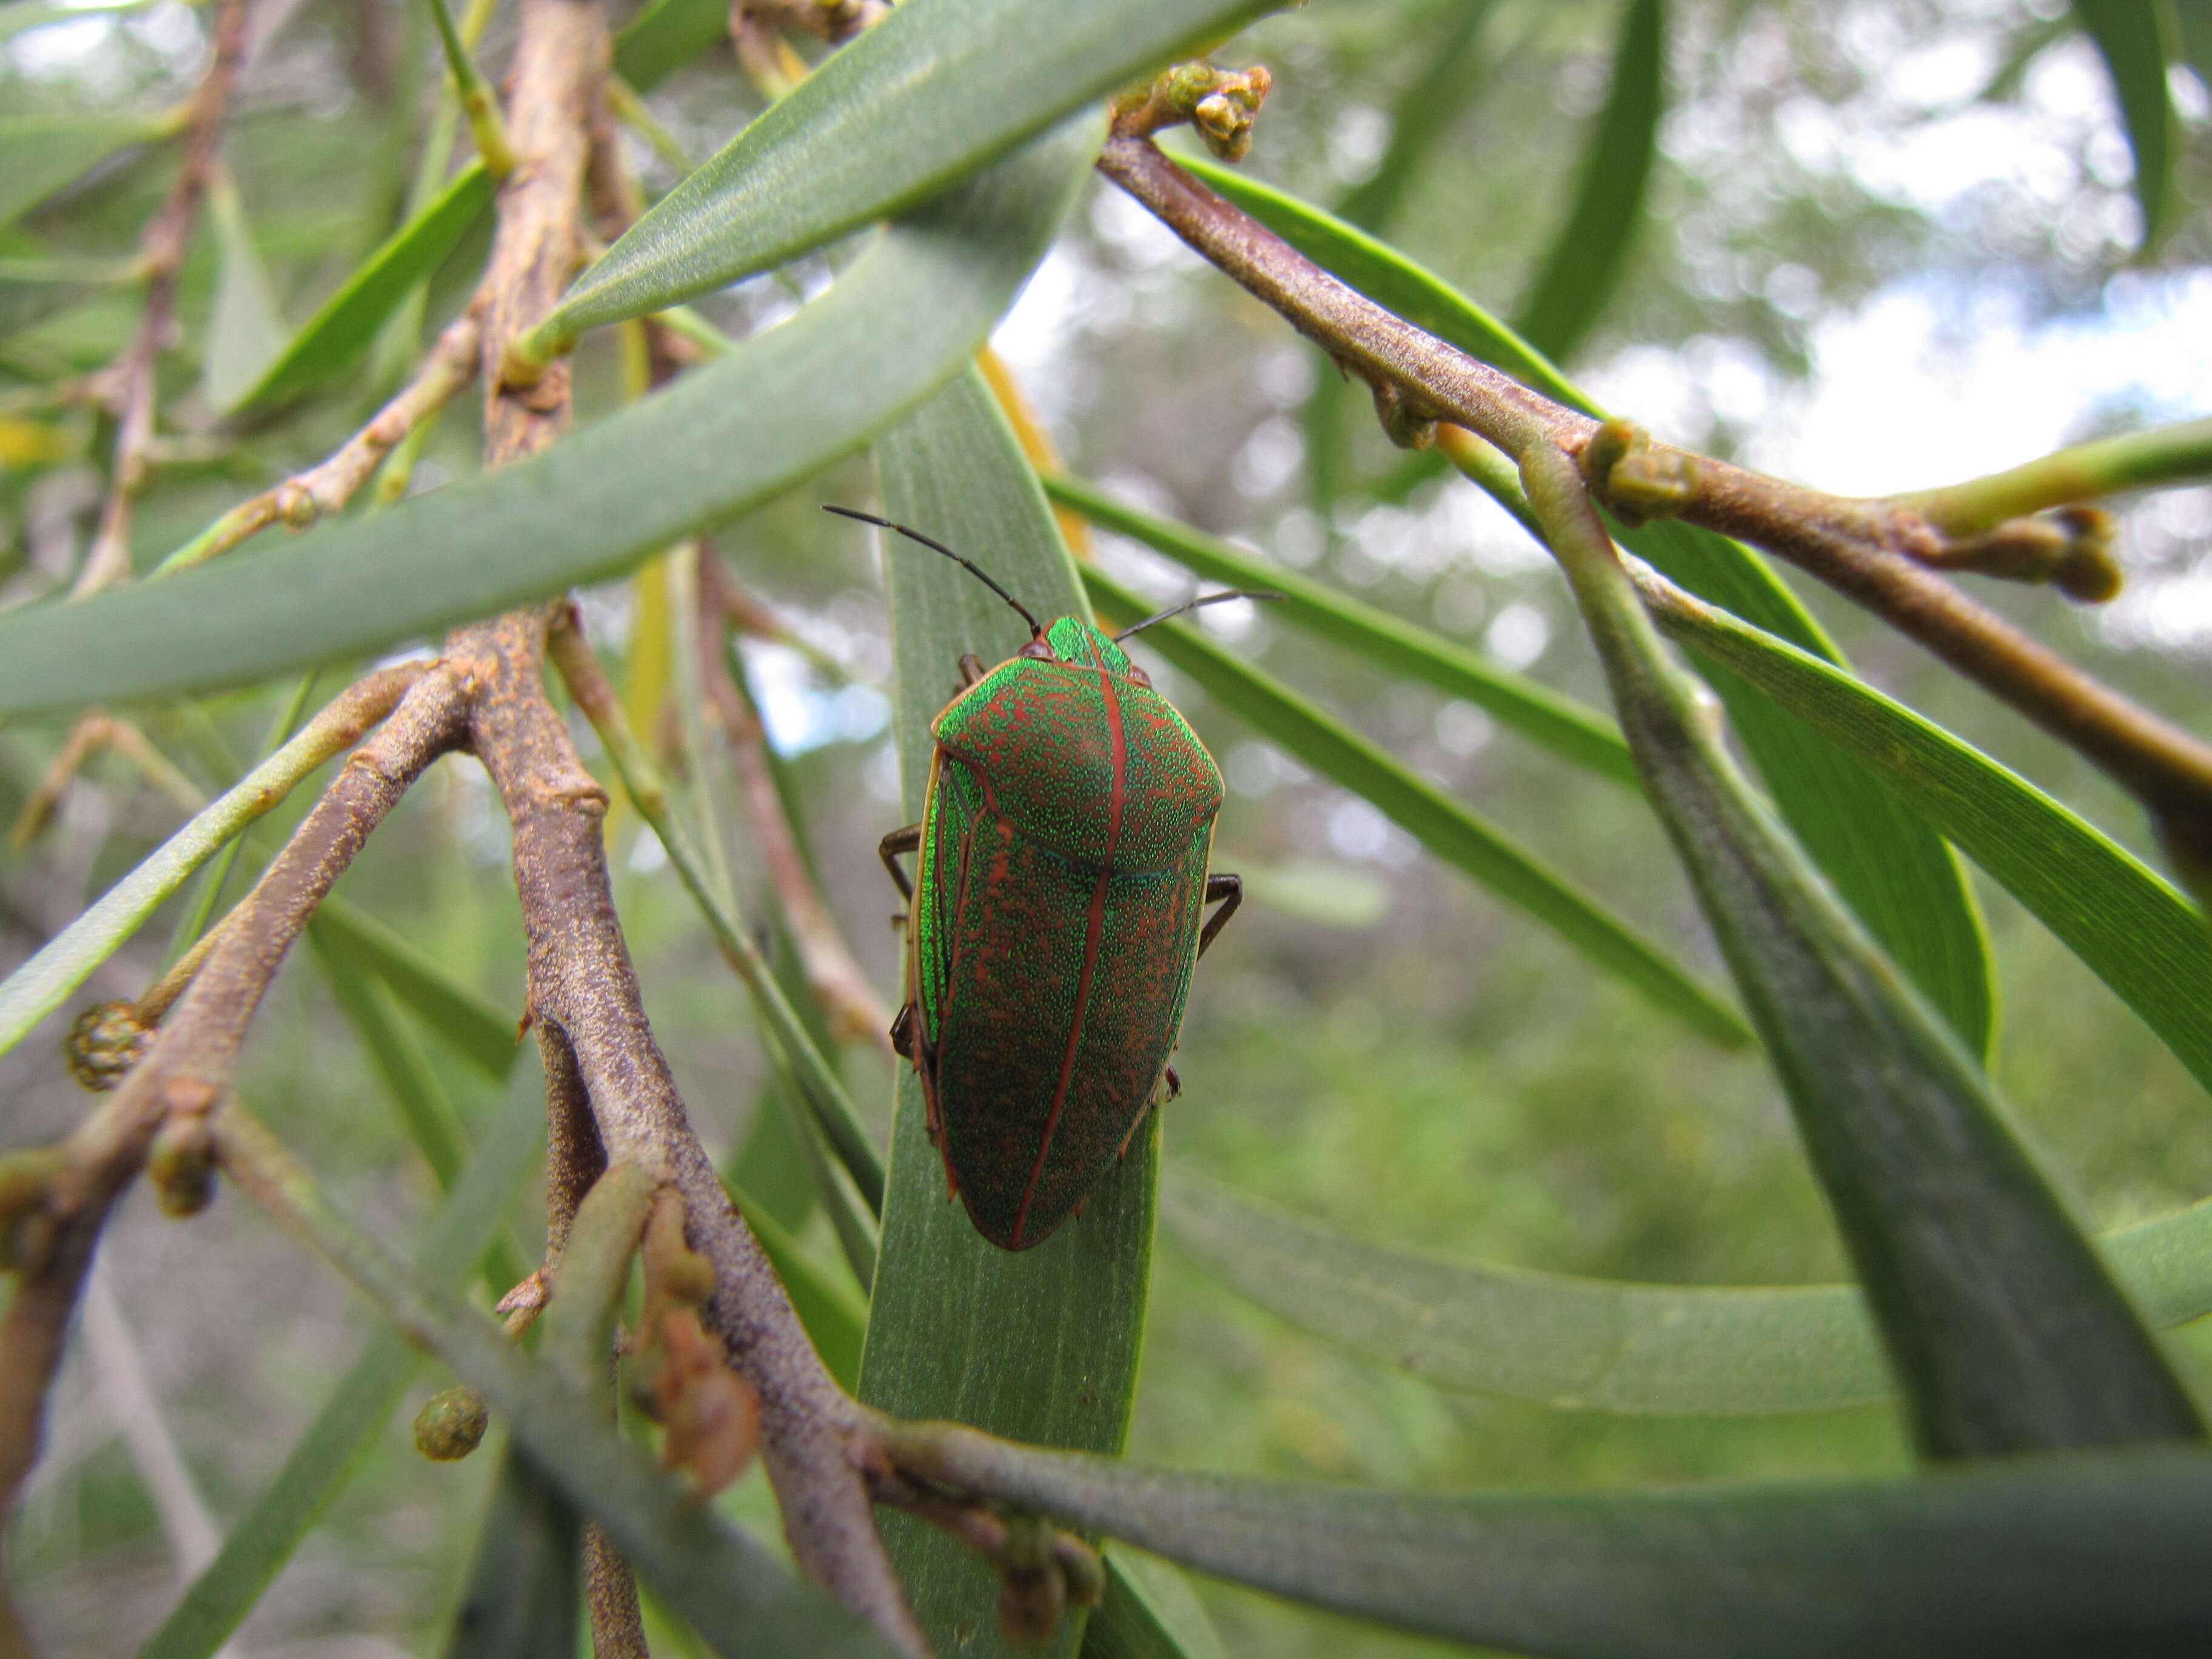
top-left (695, 546), bottom-right (892, 1049)
top-left (71, 0), bottom-right (253, 598)
top-left (0, 665), bottom-right (465, 1522)
top-left (158, 305), bottom-right (486, 574)
top-left (1093, 130), bottom-right (2212, 883)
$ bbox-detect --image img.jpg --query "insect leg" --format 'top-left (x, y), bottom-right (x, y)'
top-left (889, 1001), bottom-right (917, 1060)
top-left (879, 823), bottom-right (921, 900)
top-left (956, 652), bottom-right (989, 691)
top-left (1197, 872), bottom-right (1243, 957)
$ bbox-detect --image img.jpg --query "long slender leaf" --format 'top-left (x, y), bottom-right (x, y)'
top-left (0, 121), bottom-right (1095, 716)
top-left (138, 1066), bottom-right (545, 1659)
top-left (540, 0), bottom-right (1276, 342)
top-left (1079, 563), bottom-right (1749, 1048)
top-left (897, 1435), bottom-right (2212, 1657)
top-left (0, 255), bottom-right (135, 340)
top-left (310, 896), bottom-right (521, 1080)
top-left (215, 1106), bottom-right (900, 1658)
top-left (1629, 562), bottom-right (2212, 1099)
top-left (1178, 153), bottom-right (1999, 1061)
top-left (0, 109), bottom-right (175, 227)
top-left (1510, 0), bottom-right (1664, 363)
top-left (1044, 470), bottom-right (1638, 786)
top-left (1524, 447), bottom-right (2200, 1458)
top-left (2073, 0), bottom-right (2180, 250)
top-left (610, 0), bottom-right (728, 96)
top-left (1164, 1174), bottom-right (2212, 1417)
top-left (227, 161), bottom-right (492, 412)
top-left (857, 367), bottom-right (1157, 1659)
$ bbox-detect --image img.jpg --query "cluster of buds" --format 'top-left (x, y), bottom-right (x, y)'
top-left (628, 1190), bottom-right (761, 1496)
top-left (1915, 504), bottom-right (2122, 603)
top-left (1111, 61), bottom-right (1274, 163)
top-left (65, 999), bottom-right (155, 1091)
top-left (1577, 417), bottom-right (1701, 528)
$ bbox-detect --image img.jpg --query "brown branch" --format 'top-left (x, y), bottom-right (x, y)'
top-left (695, 546), bottom-right (893, 1049)
top-left (0, 663), bottom-right (458, 1521)
top-left (159, 305), bottom-right (486, 574)
top-left (71, 0), bottom-right (254, 598)
top-left (1094, 130), bottom-right (2212, 882)
top-left (446, 0), bottom-right (923, 1644)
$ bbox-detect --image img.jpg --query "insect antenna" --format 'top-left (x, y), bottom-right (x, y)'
top-left (1113, 589), bottom-right (1283, 643)
top-left (823, 505), bottom-right (1044, 638)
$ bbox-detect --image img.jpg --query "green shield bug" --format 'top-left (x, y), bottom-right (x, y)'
top-left (832, 506), bottom-right (1267, 1252)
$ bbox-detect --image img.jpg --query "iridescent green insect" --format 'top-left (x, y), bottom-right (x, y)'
top-left (834, 508), bottom-right (1261, 1252)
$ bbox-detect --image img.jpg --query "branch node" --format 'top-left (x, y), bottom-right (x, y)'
top-left (1577, 417), bottom-right (1699, 528)
top-left (1910, 505), bottom-right (2124, 604)
top-left (1370, 378), bottom-right (1439, 451)
top-left (147, 1111), bottom-right (217, 1217)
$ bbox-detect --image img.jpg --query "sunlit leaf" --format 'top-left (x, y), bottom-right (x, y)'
top-left (541, 0), bottom-right (1276, 341)
top-left (2073, 0), bottom-right (2180, 249)
top-left (1178, 154), bottom-right (1999, 1061)
top-left (226, 161), bottom-right (492, 412)
top-left (1510, 0), bottom-right (1665, 362)
top-left (139, 1067), bottom-right (545, 1659)
top-left (1165, 1174), bottom-right (2212, 1416)
top-left (910, 1433), bottom-right (2212, 1656)
top-left (0, 122), bottom-right (1095, 714)
top-left (1080, 564), bottom-right (1749, 1048)
top-left (1045, 470), bottom-right (1638, 786)
top-left (857, 367), bottom-right (1156, 1659)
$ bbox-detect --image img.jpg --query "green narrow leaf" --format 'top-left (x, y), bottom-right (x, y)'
top-left (541, 0), bottom-right (1277, 341)
top-left (310, 897), bottom-right (521, 1081)
top-left (1079, 563), bottom-right (1749, 1048)
top-left (1044, 471), bottom-right (1638, 786)
top-left (610, 0), bottom-right (729, 95)
top-left (0, 124), bottom-right (1093, 716)
top-left (857, 367), bottom-right (1157, 1659)
top-left (1631, 565), bottom-right (2212, 1100)
top-left (139, 1065), bottom-right (545, 1659)
top-left (2073, 0), bottom-right (2180, 250)
top-left (1510, 0), bottom-right (1665, 362)
top-left (216, 1105), bottom-right (902, 1658)
top-left (1164, 1174), bottom-right (2212, 1418)
top-left (227, 161), bottom-right (492, 412)
top-left (898, 1436), bottom-right (2212, 1657)
top-left (311, 923), bottom-right (471, 1182)
top-left (438, 1448), bottom-right (578, 1659)
top-left (201, 167), bottom-right (287, 413)
top-left (1526, 448), bottom-right (2200, 1458)
top-left (1333, 0), bottom-right (1496, 236)
top-left (1081, 1547), bottom-right (1229, 1659)
top-left (1179, 154), bottom-right (1999, 1061)
top-left (726, 1176), bottom-right (867, 1391)
top-left (0, 109), bottom-right (175, 227)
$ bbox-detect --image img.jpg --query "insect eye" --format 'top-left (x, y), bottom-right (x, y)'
top-left (1019, 639), bottom-right (1054, 660)
top-left (1125, 665), bottom-right (1153, 688)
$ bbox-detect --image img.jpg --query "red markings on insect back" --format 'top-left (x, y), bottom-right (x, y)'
top-left (1015, 663), bottom-right (1129, 1246)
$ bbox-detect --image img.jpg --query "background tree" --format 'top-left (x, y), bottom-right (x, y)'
top-left (4, 0), bottom-right (2212, 1655)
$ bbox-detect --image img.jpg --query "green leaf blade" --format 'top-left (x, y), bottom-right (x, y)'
top-left (310, 896), bottom-right (523, 1081)
top-left (229, 161), bottom-right (492, 412)
top-left (1510, 0), bottom-right (1666, 362)
top-left (2073, 0), bottom-right (2180, 250)
top-left (1164, 1174), bottom-right (2212, 1417)
top-left (1080, 563), bottom-right (1749, 1048)
top-left (0, 124), bottom-right (1093, 716)
top-left (1634, 566), bottom-right (2212, 1101)
top-left (1044, 471), bottom-right (1640, 787)
top-left (857, 367), bottom-right (1156, 1659)
top-left (0, 109), bottom-right (172, 227)
top-left (545, 0), bottom-right (1275, 340)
